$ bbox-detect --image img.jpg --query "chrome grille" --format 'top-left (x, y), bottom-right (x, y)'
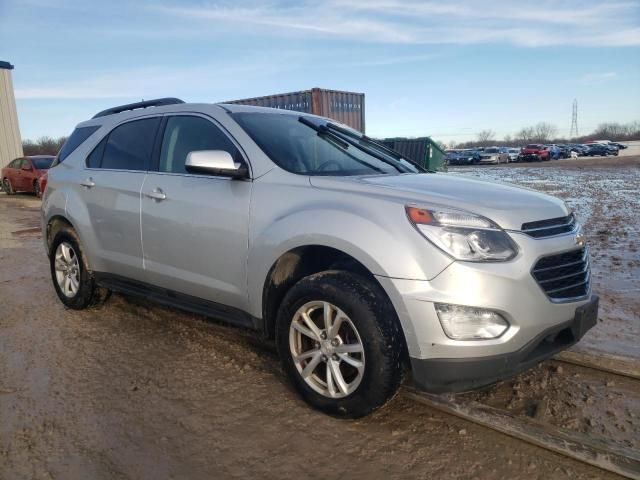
top-left (532, 248), bottom-right (590, 301)
top-left (521, 213), bottom-right (576, 238)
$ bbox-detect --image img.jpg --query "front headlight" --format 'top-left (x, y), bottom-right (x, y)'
top-left (406, 206), bottom-right (518, 262)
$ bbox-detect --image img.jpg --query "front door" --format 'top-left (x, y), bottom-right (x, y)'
top-left (140, 114), bottom-right (252, 312)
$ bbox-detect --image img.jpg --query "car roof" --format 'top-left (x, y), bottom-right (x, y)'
top-left (76, 102), bottom-right (322, 129)
top-left (219, 103), bottom-right (303, 116)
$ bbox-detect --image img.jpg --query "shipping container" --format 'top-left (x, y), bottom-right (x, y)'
top-left (226, 88), bottom-right (365, 133)
top-left (0, 61), bottom-right (23, 169)
top-left (380, 137), bottom-right (447, 172)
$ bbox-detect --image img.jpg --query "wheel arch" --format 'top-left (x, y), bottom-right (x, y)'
top-left (260, 244), bottom-right (410, 363)
top-left (46, 215), bottom-right (77, 253)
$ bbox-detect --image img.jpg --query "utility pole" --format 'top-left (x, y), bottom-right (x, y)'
top-left (570, 99), bottom-right (579, 138)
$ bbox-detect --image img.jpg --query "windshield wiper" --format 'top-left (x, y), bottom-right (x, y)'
top-left (301, 120), bottom-right (405, 173)
top-left (298, 117), bottom-right (385, 173)
top-left (325, 123), bottom-right (429, 173)
top-left (299, 116), bottom-right (348, 148)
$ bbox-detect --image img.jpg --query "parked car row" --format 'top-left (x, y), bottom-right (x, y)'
top-left (446, 141), bottom-right (625, 166)
top-left (1, 155), bottom-right (53, 196)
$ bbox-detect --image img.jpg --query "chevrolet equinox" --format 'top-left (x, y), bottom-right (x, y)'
top-left (42, 98), bottom-right (598, 418)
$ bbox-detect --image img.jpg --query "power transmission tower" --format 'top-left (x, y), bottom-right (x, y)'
top-left (570, 99), bottom-right (579, 138)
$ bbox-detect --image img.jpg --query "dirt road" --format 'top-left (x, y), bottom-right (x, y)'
top-left (1, 158), bottom-right (638, 479)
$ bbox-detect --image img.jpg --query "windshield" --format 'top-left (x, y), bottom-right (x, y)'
top-left (484, 148), bottom-right (499, 153)
top-left (31, 157), bottom-right (54, 169)
top-left (526, 144), bottom-right (542, 149)
top-left (232, 112), bottom-right (421, 176)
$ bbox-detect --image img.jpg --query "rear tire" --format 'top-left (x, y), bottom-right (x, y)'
top-left (49, 228), bottom-right (111, 309)
top-left (3, 178), bottom-right (14, 195)
top-left (33, 180), bottom-right (41, 197)
top-left (276, 270), bottom-right (404, 418)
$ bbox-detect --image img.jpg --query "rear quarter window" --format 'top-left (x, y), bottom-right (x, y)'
top-left (56, 126), bottom-right (101, 164)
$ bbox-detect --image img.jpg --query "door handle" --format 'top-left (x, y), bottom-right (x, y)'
top-left (145, 188), bottom-right (166, 201)
top-left (80, 178), bottom-right (95, 188)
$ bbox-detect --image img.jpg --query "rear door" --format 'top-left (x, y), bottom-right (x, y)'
top-left (140, 114), bottom-right (252, 312)
top-left (80, 116), bottom-right (161, 280)
top-left (12, 158), bottom-right (27, 190)
top-left (21, 158), bottom-right (36, 192)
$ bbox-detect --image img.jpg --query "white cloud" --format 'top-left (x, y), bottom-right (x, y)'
top-left (151, 1), bottom-right (640, 47)
top-left (14, 61), bottom-right (290, 100)
top-left (580, 71), bottom-right (618, 84)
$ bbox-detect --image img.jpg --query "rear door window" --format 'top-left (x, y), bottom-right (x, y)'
top-left (86, 137), bottom-right (107, 168)
top-left (99, 118), bottom-right (160, 171)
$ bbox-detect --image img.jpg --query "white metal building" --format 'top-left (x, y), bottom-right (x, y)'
top-left (0, 61), bottom-right (23, 169)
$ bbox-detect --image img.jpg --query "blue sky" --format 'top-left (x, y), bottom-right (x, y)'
top-left (1, 0), bottom-right (639, 144)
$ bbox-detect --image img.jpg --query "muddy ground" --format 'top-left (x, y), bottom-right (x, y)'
top-left (1, 157), bottom-right (639, 479)
top-left (450, 155), bottom-right (640, 359)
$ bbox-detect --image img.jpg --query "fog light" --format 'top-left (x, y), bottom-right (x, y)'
top-left (435, 304), bottom-right (509, 340)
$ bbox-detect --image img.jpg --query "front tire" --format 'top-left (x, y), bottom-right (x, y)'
top-left (276, 270), bottom-right (403, 418)
top-left (50, 228), bottom-right (110, 309)
top-left (33, 180), bottom-right (41, 197)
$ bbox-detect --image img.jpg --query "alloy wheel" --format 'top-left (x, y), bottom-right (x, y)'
top-left (54, 242), bottom-right (80, 298)
top-left (289, 301), bottom-right (365, 398)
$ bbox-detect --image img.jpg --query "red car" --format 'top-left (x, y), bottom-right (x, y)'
top-left (517, 144), bottom-right (550, 162)
top-left (2, 155), bottom-right (54, 197)
top-left (38, 171), bottom-right (49, 198)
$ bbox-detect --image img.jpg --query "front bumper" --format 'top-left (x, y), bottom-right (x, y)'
top-left (519, 153), bottom-right (544, 161)
top-left (375, 230), bottom-right (595, 392)
top-left (410, 295), bottom-right (598, 392)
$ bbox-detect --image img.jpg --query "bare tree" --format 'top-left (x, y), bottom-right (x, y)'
top-left (476, 129), bottom-right (495, 146)
top-left (447, 119), bottom-right (639, 150)
top-left (22, 136), bottom-right (67, 156)
top-left (532, 122), bottom-right (558, 143)
top-left (514, 126), bottom-right (535, 144)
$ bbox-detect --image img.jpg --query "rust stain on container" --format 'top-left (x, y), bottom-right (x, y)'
top-left (226, 88), bottom-right (365, 133)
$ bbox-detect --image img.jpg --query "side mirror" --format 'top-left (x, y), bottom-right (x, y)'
top-left (185, 150), bottom-right (248, 179)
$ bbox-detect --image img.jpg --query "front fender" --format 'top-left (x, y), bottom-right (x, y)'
top-left (246, 180), bottom-right (452, 318)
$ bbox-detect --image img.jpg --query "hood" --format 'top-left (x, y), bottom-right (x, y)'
top-left (309, 173), bottom-right (568, 231)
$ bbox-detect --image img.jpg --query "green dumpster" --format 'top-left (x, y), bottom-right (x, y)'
top-left (380, 137), bottom-right (447, 172)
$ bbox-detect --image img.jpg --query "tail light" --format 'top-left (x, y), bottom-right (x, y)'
top-left (40, 172), bottom-right (48, 196)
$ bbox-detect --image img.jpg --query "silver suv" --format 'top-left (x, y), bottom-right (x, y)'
top-left (42, 98), bottom-right (598, 417)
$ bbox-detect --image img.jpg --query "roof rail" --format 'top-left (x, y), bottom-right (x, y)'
top-left (92, 97), bottom-right (185, 119)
